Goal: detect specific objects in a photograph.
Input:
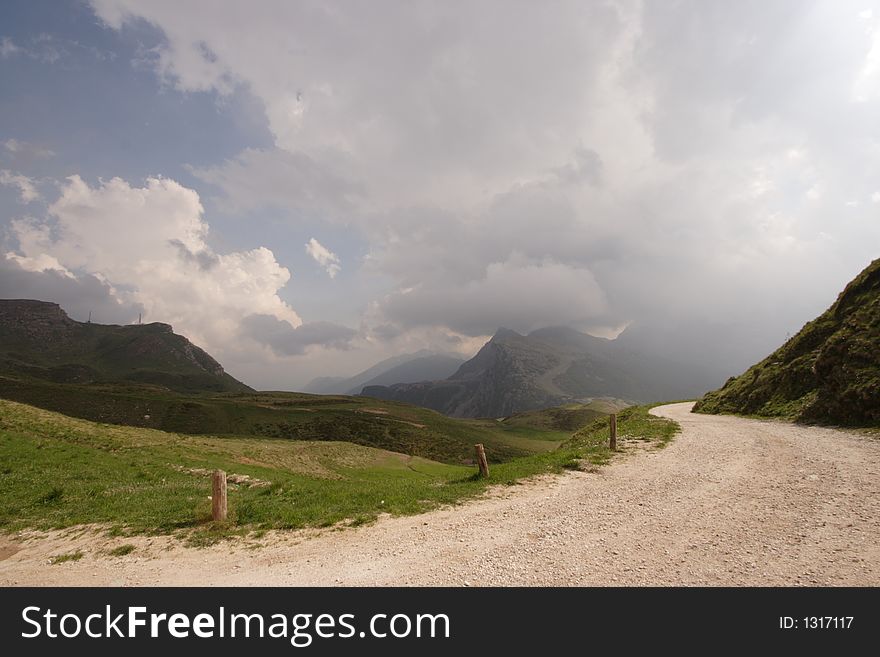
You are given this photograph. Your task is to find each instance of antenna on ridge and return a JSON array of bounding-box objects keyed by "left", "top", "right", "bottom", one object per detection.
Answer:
[
  {"left": 138, "top": 312, "right": 142, "bottom": 325},
  {"left": 88, "top": 310, "right": 91, "bottom": 324}
]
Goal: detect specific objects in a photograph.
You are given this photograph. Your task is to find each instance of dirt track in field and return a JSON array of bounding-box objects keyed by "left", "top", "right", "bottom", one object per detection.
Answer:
[{"left": 2, "top": 402, "right": 878, "bottom": 586}]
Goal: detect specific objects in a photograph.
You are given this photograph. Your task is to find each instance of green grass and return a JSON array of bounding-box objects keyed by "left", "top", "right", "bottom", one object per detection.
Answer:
[
  {"left": 495, "top": 400, "right": 624, "bottom": 431},
  {"left": 107, "top": 544, "right": 136, "bottom": 557},
  {"left": 461, "top": 400, "right": 629, "bottom": 453},
  {"left": 565, "top": 405, "right": 680, "bottom": 464},
  {"left": 0, "top": 376, "right": 597, "bottom": 464},
  {"left": 50, "top": 550, "right": 83, "bottom": 564},
  {"left": 0, "top": 398, "right": 677, "bottom": 543}
]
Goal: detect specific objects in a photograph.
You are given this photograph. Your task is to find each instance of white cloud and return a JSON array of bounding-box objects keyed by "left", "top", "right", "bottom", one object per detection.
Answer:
[
  {"left": 4, "top": 252, "right": 70, "bottom": 275},
  {"left": 0, "top": 33, "right": 112, "bottom": 67},
  {"left": 8, "top": 175, "right": 301, "bottom": 353},
  {"left": 305, "top": 237, "right": 341, "bottom": 278},
  {"left": 89, "top": 0, "right": 622, "bottom": 211},
  {"left": 0, "top": 256, "right": 140, "bottom": 324},
  {"left": 854, "top": 10, "right": 880, "bottom": 101},
  {"left": 4, "top": 138, "right": 55, "bottom": 159},
  {"left": 0, "top": 37, "right": 20, "bottom": 58},
  {"left": 872, "top": 191, "right": 880, "bottom": 202},
  {"left": 0, "top": 170, "right": 39, "bottom": 203},
  {"left": 77, "top": 2, "right": 880, "bottom": 386}
]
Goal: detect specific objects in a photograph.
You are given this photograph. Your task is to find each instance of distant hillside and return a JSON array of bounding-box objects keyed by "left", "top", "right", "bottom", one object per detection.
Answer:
[
  {"left": 501, "top": 399, "right": 629, "bottom": 432},
  {"left": 0, "top": 375, "right": 591, "bottom": 464},
  {"left": 695, "top": 258, "right": 880, "bottom": 426},
  {"left": 363, "top": 326, "right": 709, "bottom": 417},
  {"left": 0, "top": 299, "right": 250, "bottom": 393},
  {"left": 302, "top": 375, "right": 348, "bottom": 394},
  {"left": 348, "top": 354, "right": 464, "bottom": 394},
  {"left": 303, "top": 350, "right": 463, "bottom": 395}
]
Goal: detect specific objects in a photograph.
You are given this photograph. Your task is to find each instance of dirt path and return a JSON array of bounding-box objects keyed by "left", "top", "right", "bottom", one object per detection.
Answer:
[{"left": 2, "top": 402, "right": 878, "bottom": 586}]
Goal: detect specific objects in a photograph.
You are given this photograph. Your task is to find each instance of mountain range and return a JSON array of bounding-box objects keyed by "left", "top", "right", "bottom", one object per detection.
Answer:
[
  {"left": 0, "top": 298, "right": 723, "bottom": 421},
  {"left": 303, "top": 350, "right": 464, "bottom": 395},
  {"left": 0, "top": 299, "right": 606, "bottom": 464},
  {"left": 0, "top": 299, "right": 250, "bottom": 393},
  {"left": 695, "top": 257, "right": 880, "bottom": 426},
  {"left": 363, "top": 325, "right": 717, "bottom": 417}
]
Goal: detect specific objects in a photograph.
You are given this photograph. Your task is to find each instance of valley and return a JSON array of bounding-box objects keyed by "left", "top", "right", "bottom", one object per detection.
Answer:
[{"left": 0, "top": 376, "right": 622, "bottom": 464}]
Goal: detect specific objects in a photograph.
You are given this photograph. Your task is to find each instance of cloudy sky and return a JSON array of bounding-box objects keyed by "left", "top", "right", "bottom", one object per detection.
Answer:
[{"left": 1, "top": 0, "right": 879, "bottom": 389}]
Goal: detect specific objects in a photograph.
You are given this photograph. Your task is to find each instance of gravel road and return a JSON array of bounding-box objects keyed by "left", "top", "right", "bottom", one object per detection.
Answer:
[{"left": 2, "top": 402, "right": 878, "bottom": 586}]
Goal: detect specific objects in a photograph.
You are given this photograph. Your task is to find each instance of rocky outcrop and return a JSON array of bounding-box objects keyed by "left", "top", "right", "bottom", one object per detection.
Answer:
[
  {"left": 0, "top": 299, "right": 250, "bottom": 393},
  {"left": 364, "top": 325, "right": 707, "bottom": 418}
]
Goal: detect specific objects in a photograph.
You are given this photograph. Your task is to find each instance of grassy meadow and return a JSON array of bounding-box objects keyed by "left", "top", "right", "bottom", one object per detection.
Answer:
[
  {"left": 0, "top": 376, "right": 623, "bottom": 464},
  {"left": 0, "top": 398, "right": 677, "bottom": 544}
]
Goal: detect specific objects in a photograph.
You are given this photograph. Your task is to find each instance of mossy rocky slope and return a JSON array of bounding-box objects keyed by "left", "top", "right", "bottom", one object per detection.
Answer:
[{"left": 695, "top": 258, "right": 880, "bottom": 426}]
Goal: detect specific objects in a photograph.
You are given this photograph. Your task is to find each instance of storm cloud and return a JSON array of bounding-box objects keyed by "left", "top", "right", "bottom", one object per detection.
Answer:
[
  {"left": 1, "top": 1, "right": 878, "bottom": 388},
  {"left": 242, "top": 314, "right": 357, "bottom": 356}
]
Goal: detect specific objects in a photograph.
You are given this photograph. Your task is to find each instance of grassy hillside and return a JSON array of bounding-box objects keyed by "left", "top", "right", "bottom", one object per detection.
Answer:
[
  {"left": 0, "top": 399, "right": 677, "bottom": 542},
  {"left": 0, "top": 375, "right": 600, "bottom": 464},
  {"left": 0, "top": 299, "right": 250, "bottom": 393},
  {"left": 567, "top": 405, "right": 680, "bottom": 454},
  {"left": 0, "top": 398, "right": 470, "bottom": 539},
  {"left": 694, "top": 258, "right": 880, "bottom": 426},
  {"left": 502, "top": 399, "right": 628, "bottom": 430}
]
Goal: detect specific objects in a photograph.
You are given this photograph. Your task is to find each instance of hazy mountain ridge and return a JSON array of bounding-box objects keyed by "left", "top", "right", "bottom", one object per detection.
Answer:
[
  {"left": 303, "top": 350, "right": 464, "bottom": 395},
  {"left": 350, "top": 354, "right": 465, "bottom": 394},
  {"left": 302, "top": 376, "right": 348, "bottom": 394},
  {"left": 695, "top": 258, "right": 880, "bottom": 425},
  {"left": 364, "top": 325, "right": 714, "bottom": 417},
  {"left": 0, "top": 299, "right": 251, "bottom": 393}
]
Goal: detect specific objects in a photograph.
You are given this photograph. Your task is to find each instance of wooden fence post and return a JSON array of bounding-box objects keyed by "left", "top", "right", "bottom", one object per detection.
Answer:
[
  {"left": 212, "top": 470, "right": 227, "bottom": 522},
  {"left": 609, "top": 414, "right": 617, "bottom": 451},
  {"left": 474, "top": 444, "right": 489, "bottom": 478}
]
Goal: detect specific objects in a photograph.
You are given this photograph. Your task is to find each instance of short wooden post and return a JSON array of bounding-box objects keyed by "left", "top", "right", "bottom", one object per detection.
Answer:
[
  {"left": 212, "top": 470, "right": 227, "bottom": 522},
  {"left": 609, "top": 414, "right": 617, "bottom": 451},
  {"left": 474, "top": 444, "right": 489, "bottom": 478}
]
